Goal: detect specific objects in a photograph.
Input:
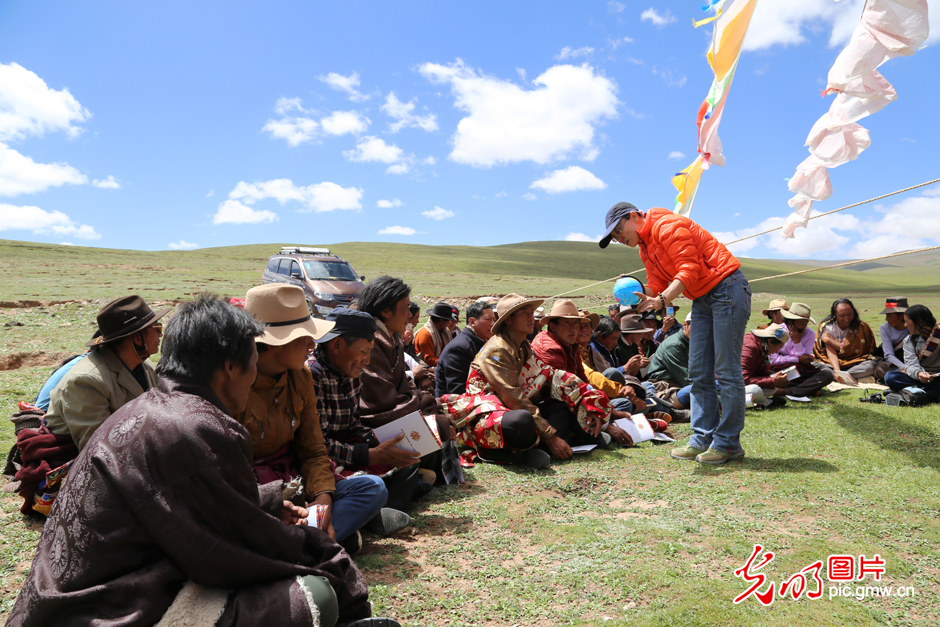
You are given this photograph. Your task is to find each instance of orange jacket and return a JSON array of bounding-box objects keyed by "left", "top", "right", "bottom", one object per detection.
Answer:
[{"left": 637, "top": 208, "right": 741, "bottom": 300}]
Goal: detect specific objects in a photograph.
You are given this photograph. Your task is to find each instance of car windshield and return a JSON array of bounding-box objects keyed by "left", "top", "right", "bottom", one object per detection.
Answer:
[{"left": 303, "top": 260, "right": 358, "bottom": 281}]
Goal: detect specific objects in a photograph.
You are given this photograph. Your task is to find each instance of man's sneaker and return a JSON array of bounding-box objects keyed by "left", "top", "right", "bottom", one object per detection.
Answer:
[
  {"left": 365, "top": 508, "right": 411, "bottom": 537},
  {"left": 512, "top": 448, "right": 551, "bottom": 469},
  {"left": 695, "top": 448, "right": 745, "bottom": 465},
  {"left": 338, "top": 530, "right": 362, "bottom": 555},
  {"left": 671, "top": 408, "right": 691, "bottom": 423},
  {"left": 670, "top": 444, "right": 707, "bottom": 461}
]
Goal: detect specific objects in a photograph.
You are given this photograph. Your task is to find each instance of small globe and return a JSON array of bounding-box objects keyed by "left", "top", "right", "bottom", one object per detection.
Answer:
[{"left": 613, "top": 277, "right": 643, "bottom": 307}]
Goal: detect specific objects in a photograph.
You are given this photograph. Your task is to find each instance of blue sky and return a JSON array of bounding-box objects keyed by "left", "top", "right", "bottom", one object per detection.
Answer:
[{"left": 1, "top": 0, "right": 937, "bottom": 260}]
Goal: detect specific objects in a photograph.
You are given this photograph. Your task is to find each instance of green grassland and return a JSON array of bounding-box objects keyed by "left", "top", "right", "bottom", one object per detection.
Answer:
[{"left": 2, "top": 240, "right": 940, "bottom": 625}]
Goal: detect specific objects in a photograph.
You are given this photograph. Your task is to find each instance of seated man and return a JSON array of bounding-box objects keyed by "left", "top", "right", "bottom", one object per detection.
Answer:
[
  {"left": 435, "top": 301, "right": 496, "bottom": 397},
  {"left": 589, "top": 316, "right": 623, "bottom": 372},
  {"left": 875, "top": 297, "right": 910, "bottom": 380},
  {"left": 614, "top": 314, "right": 653, "bottom": 377},
  {"left": 770, "top": 302, "right": 826, "bottom": 382},
  {"left": 402, "top": 301, "right": 421, "bottom": 360},
  {"left": 744, "top": 324, "right": 833, "bottom": 399},
  {"left": 44, "top": 295, "right": 169, "bottom": 450},
  {"left": 7, "top": 294, "right": 394, "bottom": 627},
  {"left": 442, "top": 295, "right": 612, "bottom": 465},
  {"left": 413, "top": 301, "right": 455, "bottom": 367},
  {"left": 310, "top": 307, "right": 417, "bottom": 528},
  {"left": 651, "top": 306, "right": 681, "bottom": 345},
  {"left": 885, "top": 304, "right": 940, "bottom": 402},
  {"left": 813, "top": 298, "right": 877, "bottom": 380},
  {"left": 233, "top": 285, "right": 388, "bottom": 552},
  {"left": 647, "top": 312, "right": 692, "bottom": 408}
]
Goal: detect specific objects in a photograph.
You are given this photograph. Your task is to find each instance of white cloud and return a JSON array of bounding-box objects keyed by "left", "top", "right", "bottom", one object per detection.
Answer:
[
  {"left": 565, "top": 232, "right": 603, "bottom": 243},
  {"left": 319, "top": 71, "right": 369, "bottom": 102},
  {"left": 0, "top": 62, "right": 90, "bottom": 141},
  {"left": 59, "top": 242, "right": 73, "bottom": 246},
  {"left": 92, "top": 175, "right": 120, "bottom": 189},
  {"left": 652, "top": 66, "right": 687, "bottom": 88},
  {"left": 213, "top": 199, "right": 279, "bottom": 225},
  {"left": 668, "top": 151, "right": 686, "bottom": 160},
  {"left": 495, "top": 191, "right": 508, "bottom": 198},
  {"left": 610, "top": 37, "right": 635, "bottom": 50},
  {"left": 422, "top": 206, "right": 455, "bottom": 220},
  {"left": 0, "top": 203, "right": 100, "bottom": 239},
  {"left": 274, "top": 97, "right": 308, "bottom": 115},
  {"left": 377, "top": 198, "right": 403, "bottom": 208},
  {"left": 381, "top": 92, "right": 438, "bottom": 133},
  {"left": 343, "top": 136, "right": 404, "bottom": 164},
  {"left": 556, "top": 46, "right": 594, "bottom": 60},
  {"left": 422, "top": 156, "right": 437, "bottom": 165},
  {"left": 640, "top": 8, "right": 677, "bottom": 27},
  {"left": 263, "top": 116, "right": 320, "bottom": 146},
  {"left": 608, "top": 1, "right": 625, "bottom": 13},
  {"left": 419, "top": 59, "right": 618, "bottom": 167},
  {"left": 386, "top": 163, "right": 411, "bottom": 175},
  {"left": 206, "top": 189, "right": 215, "bottom": 197},
  {"left": 0, "top": 143, "right": 87, "bottom": 196},
  {"left": 320, "top": 110, "right": 370, "bottom": 136},
  {"left": 522, "top": 192, "right": 537, "bottom": 201},
  {"left": 847, "top": 191, "right": 940, "bottom": 257},
  {"left": 530, "top": 166, "right": 606, "bottom": 194},
  {"left": 228, "top": 178, "right": 363, "bottom": 213},
  {"left": 168, "top": 240, "right": 198, "bottom": 250},
  {"left": 715, "top": 210, "right": 862, "bottom": 258},
  {"left": 378, "top": 225, "right": 415, "bottom": 235}
]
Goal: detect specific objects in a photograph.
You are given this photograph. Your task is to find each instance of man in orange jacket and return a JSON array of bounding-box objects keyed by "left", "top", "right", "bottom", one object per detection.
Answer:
[{"left": 599, "top": 202, "right": 752, "bottom": 464}]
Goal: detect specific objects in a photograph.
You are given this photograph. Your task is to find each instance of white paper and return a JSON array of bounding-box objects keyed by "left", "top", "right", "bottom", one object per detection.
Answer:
[
  {"left": 372, "top": 411, "right": 442, "bottom": 457},
  {"left": 779, "top": 366, "right": 800, "bottom": 381},
  {"left": 786, "top": 395, "right": 812, "bottom": 402},
  {"left": 614, "top": 415, "right": 655, "bottom": 444},
  {"left": 653, "top": 432, "right": 676, "bottom": 442},
  {"left": 832, "top": 370, "right": 858, "bottom": 386},
  {"left": 570, "top": 444, "right": 597, "bottom": 454}
]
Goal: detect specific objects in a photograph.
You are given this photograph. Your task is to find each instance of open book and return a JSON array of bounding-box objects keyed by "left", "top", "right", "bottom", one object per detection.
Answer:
[
  {"left": 372, "top": 411, "right": 443, "bottom": 457},
  {"left": 613, "top": 415, "right": 675, "bottom": 444},
  {"left": 831, "top": 370, "right": 858, "bottom": 386}
]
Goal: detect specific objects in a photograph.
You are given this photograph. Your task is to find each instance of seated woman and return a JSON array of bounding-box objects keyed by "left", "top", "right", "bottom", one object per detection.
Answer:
[
  {"left": 770, "top": 302, "right": 833, "bottom": 390},
  {"left": 885, "top": 304, "right": 940, "bottom": 403},
  {"left": 744, "top": 324, "right": 834, "bottom": 399},
  {"left": 813, "top": 298, "right": 877, "bottom": 380},
  {"left": 441, "top": 294, "right": 613, "bottom": 467}
]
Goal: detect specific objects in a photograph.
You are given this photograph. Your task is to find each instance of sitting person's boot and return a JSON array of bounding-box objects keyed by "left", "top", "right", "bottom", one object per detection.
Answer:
[
  {"left": 511, "top": 448, "right": 551, "bottom": 469},
  {"left": 412, "top": 478, "right": 434, "bottom": 501},
  {"left": 338, "top": 530, "right": 362, "bottom": 556},
  {"left": 365, "top": 508, "right": 411, "bottom": 536}
]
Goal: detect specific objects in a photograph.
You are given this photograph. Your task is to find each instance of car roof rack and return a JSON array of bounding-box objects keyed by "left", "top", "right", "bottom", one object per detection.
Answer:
[{"left": 279, "top": 246, "right": 331, "bottom": 255}]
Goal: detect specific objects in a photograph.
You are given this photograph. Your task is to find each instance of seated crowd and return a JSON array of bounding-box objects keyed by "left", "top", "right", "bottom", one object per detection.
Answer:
[{"left": 5, "top": 283, "right": 939, "bottom": 626}]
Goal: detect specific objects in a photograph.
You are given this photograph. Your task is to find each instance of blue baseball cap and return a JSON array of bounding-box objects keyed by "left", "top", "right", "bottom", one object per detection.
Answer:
[{"left": 598, "top": 201, "right": 640, "bottom": 249}]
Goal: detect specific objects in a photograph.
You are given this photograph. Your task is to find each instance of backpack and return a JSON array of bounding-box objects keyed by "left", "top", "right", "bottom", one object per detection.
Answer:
[{"left": 885, "top": 387, "right": 929, "bottom": 407}]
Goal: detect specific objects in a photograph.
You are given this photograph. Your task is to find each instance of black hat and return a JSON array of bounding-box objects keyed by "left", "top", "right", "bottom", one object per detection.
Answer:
[
  {"left": 86, "top": 295, "right": 171, "bottom": 347},
  {"left": 880, "top": 297, "right": 909, "bottom": 315},
  {"left": 316, "top": 307, "right": 378, "bottom": 343},
  {"left": 639, "top": 309, "right": 659, "bottom": 321},
  {"left": 428, "top": 302, "right": 455, "bottom": 320},
  {"left": 599, "top": 202, "right": 640, "bottom": 249}
]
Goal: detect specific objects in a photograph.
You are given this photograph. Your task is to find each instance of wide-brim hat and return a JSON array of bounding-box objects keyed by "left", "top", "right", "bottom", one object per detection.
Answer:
[
  {"left": 533, "top": 305, "right": 546, "bottom": 320},
  {"left": 578, "top": 309, "right": 600, "bottom": 329},
  {"left": 880, "top": 297, "right": 909, "bottom": 315},
  {"left": 427, "top": 301, "right": 455, "bottom": 320},
  {"left": 620, "top": 314, "right": 647, "bottom": 334},
  {"left": 753, "top": 323, "right": 789, "bottom": 343},
  {"left": 599, "top": 201, "right": 640, "bottom": 249},
  {"left": 761, "top": 299, "right": 788, "bottom": 316},
  {"left": 86, "top": 295, "right": 171, "bottom": 347},
  {"left": 542, "top": 299, "right": 583, "bottom": 324},
  {"left": 492, "top": 294, "right": 544, "bottom": 334},
  {"left": 781, "top": 302, "right": 816, "bottom": 325},
  {"left": 246, "top": 284, "right": 335, "bottom": 346}
]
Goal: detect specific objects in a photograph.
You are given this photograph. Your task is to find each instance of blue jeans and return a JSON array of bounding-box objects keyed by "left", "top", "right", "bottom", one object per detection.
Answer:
[
  {"left": 688, "top": 269, "right": 751, "bottom": 453},
  {"left": 884, "top": 371, "right": 940, "bottom": 402},
  {"left": 331, "top": 474, "right": 388, "bottom": 542}
]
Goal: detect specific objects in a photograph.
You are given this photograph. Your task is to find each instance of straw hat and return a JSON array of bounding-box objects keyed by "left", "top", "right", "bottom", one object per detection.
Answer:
[
  {"left": 880, "top": 297, "right": 908, "bottom": 315},
  {"left": 619, "top": 314, "right": 647, "bottom": 334},
  {"left": 246, "top": 284, "right": 335, "bottom": 346},
  {"left": 752, "top": 323, "right": 789, "bottom": 343},
  {"left": 86, "top": 295, "right": 171, "bottom": 347},
  {"left": 492, "top": 294, "right": 544, "bottom": 333},
  {"left": 761, "top": 299, "right": 788, "bottom": 316},
  {"left": 541, "top": 299, "right": 582, "bottom": 325},
  {"left": 781, "top": 302, "right": 816, "bottom": 325},
  {"left": 578, "top": 309, "right": 600, "bottom": 329}
]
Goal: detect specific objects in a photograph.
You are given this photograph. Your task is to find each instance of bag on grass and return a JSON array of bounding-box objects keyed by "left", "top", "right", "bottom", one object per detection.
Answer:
[{"left": 885, "top": 387, "right": 928, "bottom": 407}]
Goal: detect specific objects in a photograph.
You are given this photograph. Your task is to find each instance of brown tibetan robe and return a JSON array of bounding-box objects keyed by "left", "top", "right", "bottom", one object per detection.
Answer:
[{"left": 5, "top": 376, "right": 369, "bottom": 627}]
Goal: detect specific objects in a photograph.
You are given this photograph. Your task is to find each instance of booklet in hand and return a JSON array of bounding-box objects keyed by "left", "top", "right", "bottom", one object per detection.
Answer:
[
  {"left": 832, "top": 370, "right": 859, "bottom": 386},
  {"left": 372, "top": 411, "right": 443, "bottom": 457},
  {"left": 613, "top": 414, "right": 656, "bottom": 444}
]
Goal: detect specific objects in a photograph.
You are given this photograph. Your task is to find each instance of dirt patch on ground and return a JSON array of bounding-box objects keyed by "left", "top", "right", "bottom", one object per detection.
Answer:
[
  {"left": 0, "top": 351, "right": 73, "bottom": 371},
  {"left": 0, "top": 300, "right": 86, "bottom": 309}
]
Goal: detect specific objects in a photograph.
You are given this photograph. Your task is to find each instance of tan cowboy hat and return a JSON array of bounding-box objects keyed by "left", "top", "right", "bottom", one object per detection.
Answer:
[
  {"left": 541, "top": 299, "right": 582, "bottom": 325},
  {"left": 620, "top": 314, "right": 647, "bottom": 334},
  {"left": 752, "top": 323, "right": 789, "bottom": 343},
  {"left": 246, "top": 284, "right": 335, "bottom": 346},
  {"left": 578, "top": 309, "right": 600, "bottom": 329},
  {"left": 492, "top": 293, "right": 544, "bottom": 333},
  {"left": 533, "top": 305, "right": 546, "bottom": 320},
  {"left": 86, "top": 295, "right": 171, "bottom": 347},
  {"left": 761, "top": 299, "right": 788, "bottom": 316},
  {"left": 781, "top": 302, "right": 816, "bottom": 325}
]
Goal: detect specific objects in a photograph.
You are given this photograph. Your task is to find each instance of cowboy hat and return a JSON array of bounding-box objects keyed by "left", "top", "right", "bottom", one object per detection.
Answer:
[
  {"left": 492, "top": 294, "right": 544, "bottom": 333},
  {"left": 761, "top": 299, "right": 788, "bottom": 316},
  {"left": 246, "top": 284, "right": 335, "bottom": 346},
  {"left": 427, "top": 302, "right": 456, "bottom": 320},
  {"left": 86, "top": 295, "right": 171, "bottom": 347},
  {"left": 578, "top": 309, "right": 600, "bottom": 329},
  {"left": 541, "top": 299, "right": 582, "bottom": 325},
  {"left": 620, "top": 314, "right": 647, "bottom": 334},
  {"left": 879, "top": 297, "right": 909, "bottom": 315},
  {"left": 752, "top": 323, "right": 789, "bottom": 343},
  {"left": 781, "top": 302, "right": 816, "bottom": 325}
]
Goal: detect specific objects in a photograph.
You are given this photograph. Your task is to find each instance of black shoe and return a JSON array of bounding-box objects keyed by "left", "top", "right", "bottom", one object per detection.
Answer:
[
  {"left": 338, "top": 530, "right": 362, "bottom": 556},
  {"left": 339, "top": 618, "right": 402, "bottom": 627},
  {"left": 365, "top": 508, "right": 411, "bottom": 536},
  {"left": 512, "top": 448, "right": 551, "bottom": 469},
  {"left": 412, "top": 479, "right": 434, "bottom": 501}
]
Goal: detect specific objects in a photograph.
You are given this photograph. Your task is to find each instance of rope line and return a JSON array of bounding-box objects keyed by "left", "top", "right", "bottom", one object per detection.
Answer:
[{"left": 747, "top": 244, "right": 940, "bottom": 283}]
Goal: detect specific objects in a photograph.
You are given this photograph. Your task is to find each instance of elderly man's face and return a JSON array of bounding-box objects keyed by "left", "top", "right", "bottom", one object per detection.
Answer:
[
  {"left": 598, "top": 329, "right": 620, "bottom": 351},
  {"left": 328, "top": 336, "right": 374, "bottom": 378},
  {"left": 551, "top": 318, "right": 580, "bottom": 345},
  {"left": 835, "top": 303, "right": 855, "bottom": 330},
  {"left": 470, "top": 307, "right": 496, "bottom": 341}
]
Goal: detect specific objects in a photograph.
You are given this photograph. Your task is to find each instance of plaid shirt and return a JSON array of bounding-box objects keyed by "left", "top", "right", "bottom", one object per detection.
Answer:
[{"left": 308, "top": 348, "right": 374, "bottom": 468}]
